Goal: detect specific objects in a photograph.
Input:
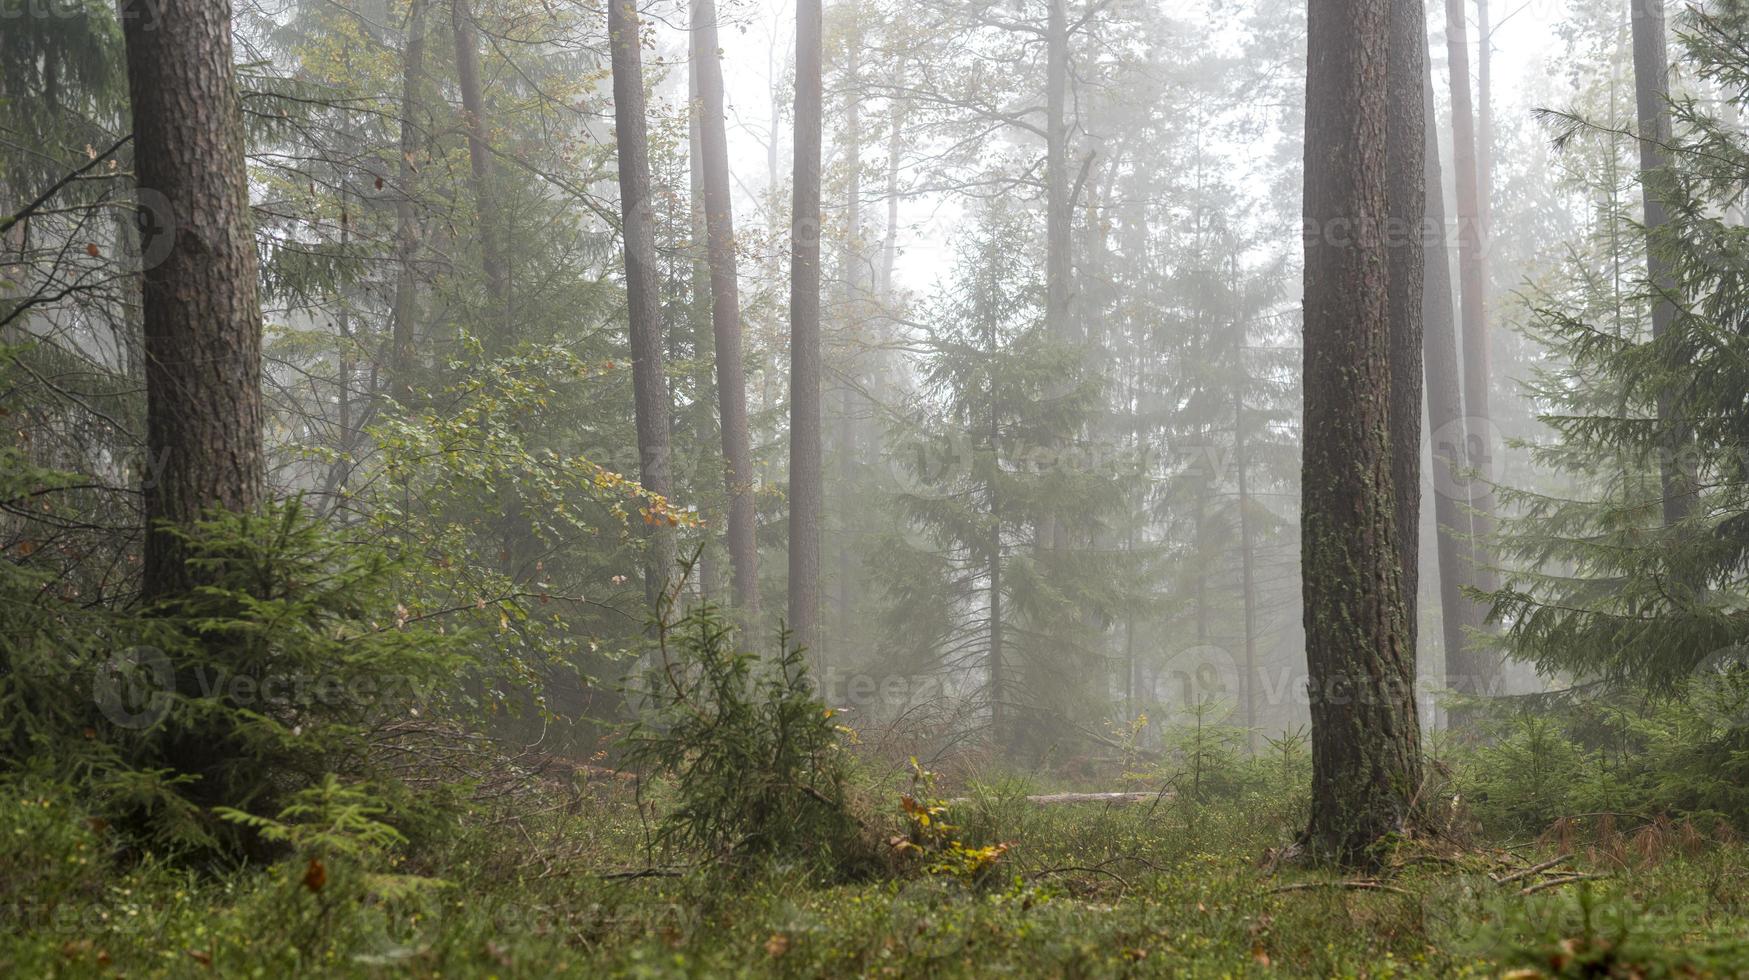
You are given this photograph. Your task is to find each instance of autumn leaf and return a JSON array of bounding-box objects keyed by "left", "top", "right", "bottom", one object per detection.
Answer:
[{"left": 302, "top": 856, "right": 327, "bottom": 893}]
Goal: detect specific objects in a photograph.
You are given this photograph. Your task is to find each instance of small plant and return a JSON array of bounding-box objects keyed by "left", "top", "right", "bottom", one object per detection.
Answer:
[
  {"left": 625, "top": 584, "right": 865, "bottom": 872},
  {"left": 890, "top": 758, "right": 1013, "bottom": 884}
]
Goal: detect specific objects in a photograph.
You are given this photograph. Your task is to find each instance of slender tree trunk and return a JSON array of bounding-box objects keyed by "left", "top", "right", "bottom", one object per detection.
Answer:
[
  {"left": 1301, "top": 0, "right": 1423, "bottom": 867},
  {"left": 451, "top": 0, "right": 509, "bottom": 317},
  {"left": 879, "top": 94, "right": 902, "bottom": 302},
  {"left": 1045, "top": 0, "right": 1070, "bottom": 336},
  {"left": 1443, "top": 0, "right": 1503, "bottom": 648},
  {"left": 122, "top": 0, "right": 265, "bottom": 600},
  {"left": 835, "top": 36, "right": 865, "bottom": 657},
  {"left": 391, "top": 0, "right": 427, "bottom": 396},
  {"left": 693, "top": 0, "right": 759, "bottom": 620},
  {"left": 1476, "top": 0, "right": 1492, "bottom": 237},
  {"left": 789, "top": 0, "right": 825, "bottom": 656},
  {"left": 1421, "top": 61, "right": 1480, "bottom": 721},
  {"left": 1387, "top": 0, "right": 1426, "bottom": 658},
  {"left": 1630, "top": 0, "right": 1695, "bottom": 527},
  {"left": 1234, "top": 380, "right": 1259, "bottom": 753},
  {"left": 609, "top": 0, "right": 675, "bottom": 607}
]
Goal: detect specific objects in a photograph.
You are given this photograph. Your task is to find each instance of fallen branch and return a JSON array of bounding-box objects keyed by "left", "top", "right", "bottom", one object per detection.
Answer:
[
  {"left": 1492, "top": 853, "right": 1574, "bottom": 886},
  {"left": 1267, "top": 880, "right": 1412, "bottom": 897},
  {"left": 947, "top": 791, "right": 1168, "bottom": 807},
  {"left": 1520, "top": 873, "right": 1605, "bottom": 896}
]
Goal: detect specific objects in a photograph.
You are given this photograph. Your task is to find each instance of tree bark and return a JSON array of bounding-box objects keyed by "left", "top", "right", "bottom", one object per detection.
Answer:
[
  {"left": 1386, "top": 0, "right": 1425, "bottom": 659},
  {"left": 1421, "top": 61, "right": 1481, "bottom": 719},
  {"left": 789, "top": 0, "right": 825, "bottom": 656},
  {"left": 452, "top": 0, "right": 509, "bottom": 318},
  {"left": 1630, "top": 0, "right": 1695, "bottom": 527},
  {"left": 693, "top": 0, "right": 759, "bottom": 620},
  {"left": 1300, "top": 0, "right": 1423, "bottom": 867},
  {"left": 391, "top": 0, "right": 427, "bottom": 395},
  {"left": 609, "top": 0, "right": 675, "bottom": 607},
  {"left": 122, "top": 0, "right": 266, "bottom": 600}
]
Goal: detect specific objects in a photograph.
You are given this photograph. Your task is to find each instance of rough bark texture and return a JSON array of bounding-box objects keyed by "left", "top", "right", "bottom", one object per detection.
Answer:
[
  {"left": 452, "top": 0, "right": 509, "bottom": 316},
  {"left": 391, "top": 0, "right": 428, "bottom": 394},
  {"left": 789, "top": 0, "right": 825, "bottom": 655},
  {"left": 693, "top": 0, "right": 759, "bottom": 620},
  {"left": 1443, "top": 0, "right": 1503, "bottom": 690},
  {"left": 1301, "top": 0, "right": 1424, "bottom": 867},
  {"left": 1630, "top": 0, "right": 1695, "bottom": 527},
  {"left": 1386, "top": 0, "right": 1426, "bottom": 656},
  {"left": 609, "top": 0, "right": 675, "bottom": 605},
  {"left": 1421, "top": 61, "right": 1482, "bottom": 713},
  {"left": 123, "top": 0, "right": 266, "bottom": 600}
]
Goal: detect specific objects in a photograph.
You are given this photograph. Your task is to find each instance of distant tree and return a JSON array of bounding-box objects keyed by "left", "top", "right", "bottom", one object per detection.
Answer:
[
  {"left": 694, "top": 0, "right": 759, "bottom": 621},
  {"left": 1629, "top": 0, "right": 1696, "bottom": 526},
  {"left": 790, "top": 0, "right": 825, "bottom": 656},
  {"left": 1442, "top": 0, "right": 1503, "bottom": 703},
  {"left": 121, "top": 0, "right": 266, "bottom": 599},
  {"left": 609, "top": 0, "right": 676, "bottom": 607},
  {"left": 1300, "top": 0, "right": 1423, "bottom": 866}
]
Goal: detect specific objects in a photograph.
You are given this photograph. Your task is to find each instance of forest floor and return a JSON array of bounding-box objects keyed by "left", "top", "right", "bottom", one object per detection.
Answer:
[{"left": 7, "top": 772, "right": 1749, "bottom": 978}]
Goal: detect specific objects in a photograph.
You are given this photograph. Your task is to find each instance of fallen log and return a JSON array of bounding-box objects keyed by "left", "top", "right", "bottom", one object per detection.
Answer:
[{"left": 947, "top": 791, "right": 1167, "bottom": 806}]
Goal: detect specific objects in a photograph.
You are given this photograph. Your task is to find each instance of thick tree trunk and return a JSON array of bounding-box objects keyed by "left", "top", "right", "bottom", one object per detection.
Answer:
[
  {"left": 451, "top": 0, "right": 509, "bottom": 318},
  {"left": 1421, "top": 62, "right": 1481, "bottom": 718},
  {"left": 609, "top": 0, "right": 675, "bottom": 607},
  {"left": 1386, "top": 0, "right": 1426, "bottom": 658},
  {"left": 122, "top": 0, "right": 266, "bottom": 600},
  {"left": 1300, "top": 0, "right": 1423, "bottom": 867},
  {"left": 835, "top": 37, "right": 865, "bottom": 658},
  {"left": 391, "top": 0, "right": 427, "bottom": 395},
  {"left": 1630, "top": 0, "right": 1695, "bottom": 527},
  {"left": 789, "top": 0, "right": 825, "bottom": 656},
  {"left": 693, "top": 0, "right": 759, "bottom": 620},
  {"left": 1443, "top": 0, "right": 1503, "bottom": 655}
]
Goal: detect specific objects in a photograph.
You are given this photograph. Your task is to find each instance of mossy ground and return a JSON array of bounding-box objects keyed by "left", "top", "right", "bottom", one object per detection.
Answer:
[{"left": 7, "top": 774, "right": 1748, "bottom": 978}]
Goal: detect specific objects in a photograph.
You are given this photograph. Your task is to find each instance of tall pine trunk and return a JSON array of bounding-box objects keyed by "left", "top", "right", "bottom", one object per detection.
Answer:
[
  {"left": 1630, "top": 0, "right": 1695, "bottom": 527},
  {"left": 1301, "top": 0, "right": 1423, "bottom": 867},
  {"left": 451, "top": 0, "right": 509, "bottom": 317},
  {"left": 122, "top": 0, "right": 266, "bottom": 600},
  {"left": 1386, "top": 0, "right": 1426, "bottom": 657},
  {"left": 693, "top": 0, "right": 759, "bottom": 620},
  {"left": 1421, "top": 61, "right": 1480, "bottom": 720},
  {"left": 1443, "top": 0, "right": 1503, "bottom": 700},
  {"left": 788, "top": 0, "right": 825, "bottom": 655},
  {"left": 609, "top": 0, "right": 675, "bottom": 606},
  {"left": 391, "top": 0, "right": 427, "bottom": 396}
]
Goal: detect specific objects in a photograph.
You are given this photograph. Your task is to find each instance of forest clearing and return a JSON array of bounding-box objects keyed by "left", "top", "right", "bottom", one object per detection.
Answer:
[{"left": 8, "top": 0, "right": 1749, "bottom": 975}]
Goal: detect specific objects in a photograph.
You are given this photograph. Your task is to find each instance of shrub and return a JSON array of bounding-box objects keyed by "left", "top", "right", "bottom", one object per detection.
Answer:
[
  {"left": 1, "top": 497, "right": 470, "bottom": 858},
  {"left": 624, "top": 595, "right": 870, "bottom": 873}
]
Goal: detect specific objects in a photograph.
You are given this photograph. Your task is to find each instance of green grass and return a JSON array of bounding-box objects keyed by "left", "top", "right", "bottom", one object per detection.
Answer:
[{"left": 7, "top": 775, "right": 1749, "bottom": 978}]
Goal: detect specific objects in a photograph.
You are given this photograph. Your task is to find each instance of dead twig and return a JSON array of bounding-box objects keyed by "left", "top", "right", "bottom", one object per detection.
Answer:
[
  {"left": 1492, "top": 853, "right": 1574, "bottom": 885},
  {"left": 1520, "top": 873, "right": 1605, "bottom": 896}
]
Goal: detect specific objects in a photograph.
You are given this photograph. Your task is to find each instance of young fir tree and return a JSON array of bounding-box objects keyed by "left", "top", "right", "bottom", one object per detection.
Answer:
[{"left": 1490, "top": 0, "right": 1749, "bottom": 691}]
